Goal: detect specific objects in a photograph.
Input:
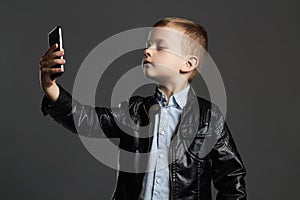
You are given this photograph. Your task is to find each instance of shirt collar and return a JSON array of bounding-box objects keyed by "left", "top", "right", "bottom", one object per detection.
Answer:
[{"left": 154, "top": 84, "right": 190, "bottom": 109}]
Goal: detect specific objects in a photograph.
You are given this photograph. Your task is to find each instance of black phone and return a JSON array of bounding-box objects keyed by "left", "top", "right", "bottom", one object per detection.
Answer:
[{"left": 48, "top": 26, "right": 64, "bottom": 80}]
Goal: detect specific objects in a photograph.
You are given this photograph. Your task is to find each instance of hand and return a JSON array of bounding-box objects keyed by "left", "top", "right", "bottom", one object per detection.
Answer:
[
  {"left": 39, "top": 43, "right": 66, "bottom": 90},
  {"left": 39, "top": 43, "right": 66, "bottom": 103}
]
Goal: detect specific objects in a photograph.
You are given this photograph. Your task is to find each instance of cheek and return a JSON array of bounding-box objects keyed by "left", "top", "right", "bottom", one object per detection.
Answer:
[
  {"left": 157, "top": 53, "right": 180, "bottom": 65},
  {"left": 163, "top": 56, "right": 184, "bottom": 70}
]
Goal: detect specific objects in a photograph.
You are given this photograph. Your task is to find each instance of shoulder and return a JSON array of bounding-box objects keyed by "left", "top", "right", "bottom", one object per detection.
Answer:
[
  {"left": 195, "top": 96, "right": 225, "bottom": 130},
  {"left": 128, "top": 95, "right": 152, "bottom": 106},
  {"left": 128, "top": 95, "right": 155, "bottom": 115},
  {"left": 196, "top": 96, "right": 212, "bottom": 109},
  {"left": 196, "top": 96, "right": 223, "bottom": 114},
  {"left": 115, "top": 95, "right": 150, "bottom": 108},
  {"left": 115, "top": 95, "right": 154, "bottom": 115},
  {"left": 112, "top": 95, "right": 154, "bottom": 127}
]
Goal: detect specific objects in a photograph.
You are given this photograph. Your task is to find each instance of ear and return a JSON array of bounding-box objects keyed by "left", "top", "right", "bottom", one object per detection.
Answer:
[{"left": 180, "top": 55, "right": 199, "bottom": 73}]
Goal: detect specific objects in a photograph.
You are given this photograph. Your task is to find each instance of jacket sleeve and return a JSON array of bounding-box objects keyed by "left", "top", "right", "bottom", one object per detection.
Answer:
[
  {"left": 41, "top": 84, "right": 125, "bottom": 138},
  {"left": 211, "top": 107, "right": 247, "bottom": 200}
]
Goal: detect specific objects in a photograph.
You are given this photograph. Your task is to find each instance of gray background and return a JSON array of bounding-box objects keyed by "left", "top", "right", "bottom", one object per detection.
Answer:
[{"left": 0, "top": 0, "right": 299, "bottom": 199}]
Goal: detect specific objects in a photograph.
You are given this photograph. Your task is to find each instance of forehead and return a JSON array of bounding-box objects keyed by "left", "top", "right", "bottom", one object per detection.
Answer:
[{"left": 147, "top": 27, "right": 186, "bottom": 43}]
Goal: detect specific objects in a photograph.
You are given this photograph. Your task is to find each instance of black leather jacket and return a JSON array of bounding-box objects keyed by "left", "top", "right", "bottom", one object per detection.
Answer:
[{"left": 41, "top": 84, "right": 247, "bottom": 200}]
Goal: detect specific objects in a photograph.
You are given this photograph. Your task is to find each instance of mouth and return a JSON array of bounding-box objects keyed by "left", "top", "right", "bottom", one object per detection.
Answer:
[{"left": 143, "top": 60, "right": 153, "bottom": 67}]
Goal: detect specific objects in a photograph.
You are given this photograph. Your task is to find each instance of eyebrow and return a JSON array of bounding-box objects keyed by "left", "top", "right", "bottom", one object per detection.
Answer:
[{"left": 146, "top": 39, "right": 168, "bottom": 44}]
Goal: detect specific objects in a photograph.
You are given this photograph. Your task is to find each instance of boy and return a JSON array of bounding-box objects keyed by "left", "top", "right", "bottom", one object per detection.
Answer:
[{"left": 39, "top": 17, "right": 246, "bottom": 200}]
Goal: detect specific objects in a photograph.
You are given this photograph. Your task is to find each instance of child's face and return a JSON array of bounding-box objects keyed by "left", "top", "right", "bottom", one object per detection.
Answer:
[{"left": 142, "top": 27, "right": 188, "bottom": 84}]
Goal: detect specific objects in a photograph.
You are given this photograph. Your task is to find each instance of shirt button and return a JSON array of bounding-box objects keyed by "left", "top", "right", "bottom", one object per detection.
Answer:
[
  {"left": 151, "top": 105, "right": 160, "bottom": 112},
  {"left": 160, "top": 130, "right": 165, "bottom": 135},
  {"left": 156, "top": 178, "right": 161, "bottom": 184},
  {"left": 159, "top": 153, "right": 164, "bottom": 159},
  {"left": 162, "top": 109, "right": 167, "bottom": 113}
]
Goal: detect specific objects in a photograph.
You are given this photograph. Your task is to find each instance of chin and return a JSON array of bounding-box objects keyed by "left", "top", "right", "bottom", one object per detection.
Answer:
[
  {"left": 143, "top": 70, "right": 158, "bottom": 81},
  {"left": 144, "top": 72, "right": 155, "bottom": 80}
]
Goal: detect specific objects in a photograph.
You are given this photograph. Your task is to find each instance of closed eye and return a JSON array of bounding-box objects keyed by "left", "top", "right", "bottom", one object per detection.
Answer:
[{"left": 157, "top": 46, "right": 167, "bottom": 50}]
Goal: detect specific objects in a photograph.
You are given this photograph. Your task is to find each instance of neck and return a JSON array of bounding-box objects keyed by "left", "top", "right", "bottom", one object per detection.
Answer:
[{"left": 157, "top": 81, "right": 189, "bottom": 102}]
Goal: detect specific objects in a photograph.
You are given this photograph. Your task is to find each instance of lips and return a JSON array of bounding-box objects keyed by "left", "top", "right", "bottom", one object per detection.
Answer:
[{"left": 143, "top": 60, "right": 153, "bottom": 67}]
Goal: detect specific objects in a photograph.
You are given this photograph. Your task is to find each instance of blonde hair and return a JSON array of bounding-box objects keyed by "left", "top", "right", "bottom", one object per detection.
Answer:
[{"left": 153, "top": 17, "right": 208, "bottom": 82}]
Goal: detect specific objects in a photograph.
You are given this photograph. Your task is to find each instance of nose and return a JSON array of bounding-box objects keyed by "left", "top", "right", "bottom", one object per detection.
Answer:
[{"left": 144, "top": 47, "right": 153, "bottom": 58}]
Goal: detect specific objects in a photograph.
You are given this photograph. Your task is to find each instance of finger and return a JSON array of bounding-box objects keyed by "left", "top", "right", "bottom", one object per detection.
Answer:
[
  {"left": 41, "top": 43, "right": 58, "bottom": 59},
  {"left": 49, "top": 58, "right": 66, "bottom": 67},
  {"left": 49, "top": 50, "right": 64, "bottom": 59},
  {"left": 41, "top": 58, "right": 66, "bottom": 69},
  {"left": 41, "top": 67, "right": 63, "bottom": 74}
]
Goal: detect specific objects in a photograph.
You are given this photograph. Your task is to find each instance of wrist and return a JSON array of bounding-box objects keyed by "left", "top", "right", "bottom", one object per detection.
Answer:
[{"left": 43, "top": 83, "right": 60, "bottom": 103}]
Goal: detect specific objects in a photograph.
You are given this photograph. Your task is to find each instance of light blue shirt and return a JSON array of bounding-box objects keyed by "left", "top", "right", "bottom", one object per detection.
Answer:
[{"left": 140, "top": 84, "right": 190, "bottom": 200}]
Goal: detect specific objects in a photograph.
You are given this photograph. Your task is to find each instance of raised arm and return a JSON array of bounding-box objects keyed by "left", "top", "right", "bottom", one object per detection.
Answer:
[{"left": 39, "top": 44, "right": 124, "bottom": 138}]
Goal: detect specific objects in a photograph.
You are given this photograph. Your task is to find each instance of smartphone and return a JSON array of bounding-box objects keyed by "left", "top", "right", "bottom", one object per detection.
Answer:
[{"left": 48, "top": 26, "right": 64, "bottom": 80}]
